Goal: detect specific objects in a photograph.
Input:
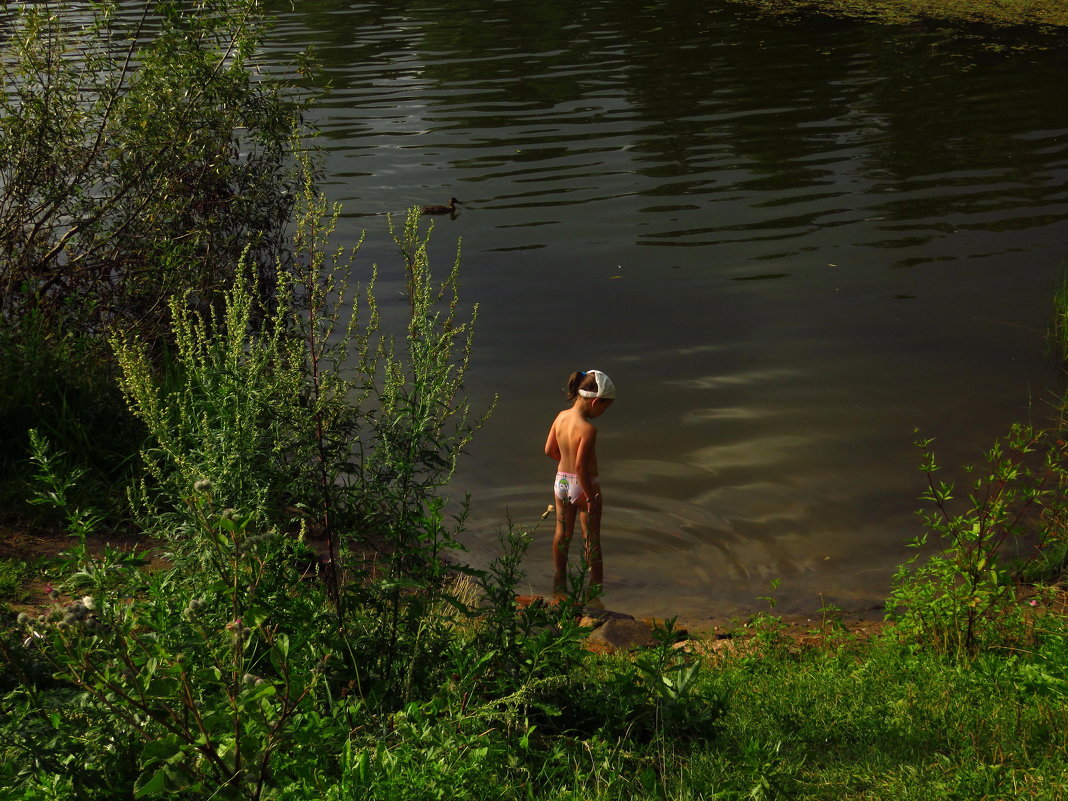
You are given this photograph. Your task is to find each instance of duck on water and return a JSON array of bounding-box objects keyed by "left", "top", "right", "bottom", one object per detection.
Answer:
[{"left": 421, "top": 197, "right": 460, "bottom": 215}]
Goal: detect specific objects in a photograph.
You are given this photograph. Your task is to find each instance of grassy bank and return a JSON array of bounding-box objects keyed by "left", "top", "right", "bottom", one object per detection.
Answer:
[
  {"left": 678, "top": 629, "right": 1068, "bottom": 801},
  {"left": 3, "top": 558, "right": 1066, "bottom": 800},
  {"left": 726, "top": 0, "right": 1068, "bottom": 30}
]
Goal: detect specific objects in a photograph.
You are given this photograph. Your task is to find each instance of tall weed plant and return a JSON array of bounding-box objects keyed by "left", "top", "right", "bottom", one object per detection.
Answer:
[
  {"left": 888, "top": 426, "right": 1063, "bottom": 655},
  {"left": 338, "top": 208, "right": 495, "bottom": 705},
  {"left": 110, "top": 163, "right": 494, "bottom": 703},
  {"left": 111, "top": 263, "right": 308, "bottom": 566},
  {"left": 8, "top": 440, "right": 330, "bottom": 800}
]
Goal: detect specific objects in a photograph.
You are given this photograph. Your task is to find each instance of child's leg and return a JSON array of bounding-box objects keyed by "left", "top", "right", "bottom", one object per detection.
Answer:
[
  {"left": 580, "top": 498, "right": 603, "bottom": 594},
  {"left": 552, "top": 497, "right": 577, "bottom": 595}
]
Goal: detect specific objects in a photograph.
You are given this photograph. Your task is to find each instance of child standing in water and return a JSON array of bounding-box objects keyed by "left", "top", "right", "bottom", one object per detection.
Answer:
[{"left": 544, "top": 369, "right": 615, "bottom": 597}]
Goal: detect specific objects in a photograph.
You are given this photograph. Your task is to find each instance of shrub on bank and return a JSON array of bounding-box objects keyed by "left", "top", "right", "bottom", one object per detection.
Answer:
[{"left": 0, "top": 0, "right": 312, "bottom": 520}]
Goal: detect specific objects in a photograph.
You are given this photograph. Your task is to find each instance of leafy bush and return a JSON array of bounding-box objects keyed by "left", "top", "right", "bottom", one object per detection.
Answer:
[
  {"left": 1, "top": 173, "right": 506, "bottom": 796},
  {"left": 0, "top": 314, "right": 141, "bottom": 521},
  {"left": 0, "top": 0, "right": 308, "bottom": 337},
  {"left": 0, "top": 0, "right": 314, "bottom": 517}
]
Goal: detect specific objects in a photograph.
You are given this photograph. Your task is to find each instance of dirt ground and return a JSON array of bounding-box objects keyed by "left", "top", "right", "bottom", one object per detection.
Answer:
[
  {"left": 1, "top": 523, "right": 885, "bottom": 640},
  {"left": 1, "top": 523, "right": 168, "bottom": 610},
  {"left": 4, "top": 524, "right": 1062, "bottom": 645}
]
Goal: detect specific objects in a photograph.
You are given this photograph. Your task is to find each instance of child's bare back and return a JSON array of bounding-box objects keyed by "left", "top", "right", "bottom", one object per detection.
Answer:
[{"left": 547, "top": 406, "right": 599, "bottom": 496}]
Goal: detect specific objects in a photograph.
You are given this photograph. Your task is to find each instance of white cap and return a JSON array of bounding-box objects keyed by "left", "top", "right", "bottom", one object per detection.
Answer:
[{"left": 578, "top": 369, "right": 616, "bottom": 399}]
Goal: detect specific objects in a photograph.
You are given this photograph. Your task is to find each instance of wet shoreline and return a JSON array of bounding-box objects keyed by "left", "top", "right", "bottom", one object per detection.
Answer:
[{"left": 724, "top": 0, "right": 1068, "bottom": 31}]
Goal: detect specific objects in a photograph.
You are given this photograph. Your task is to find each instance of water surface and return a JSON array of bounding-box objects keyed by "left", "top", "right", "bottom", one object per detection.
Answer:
[{"left": 269, "top": 1, "right": 1068, "bottom": 621}]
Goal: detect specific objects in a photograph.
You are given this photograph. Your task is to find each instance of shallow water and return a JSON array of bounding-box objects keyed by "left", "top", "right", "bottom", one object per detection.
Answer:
[{"left": 268, "top": 1, "right": 1068, "bottom": 621}]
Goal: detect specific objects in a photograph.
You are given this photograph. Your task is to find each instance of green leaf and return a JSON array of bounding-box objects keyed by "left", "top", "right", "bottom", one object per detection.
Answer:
[
  {"left": 357, "top": 748, "right": 371, "bottom": 784},
  {"left": 134, "top": 769, "right": 168, "bottom": 798},
  {"left": 142, "top": 734, "right": 183, "bottom": 764},
  {"left": 248, "top": 682, "right": 277, "bottom": 704},
  {"left": 373, "top": 577, "right": 425, "bottom": 594}
]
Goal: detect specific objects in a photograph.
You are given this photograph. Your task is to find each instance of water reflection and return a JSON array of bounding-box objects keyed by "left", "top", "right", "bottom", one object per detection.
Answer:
[{"left": 265, "top": 0, "right": 1068, "bottom": 621}]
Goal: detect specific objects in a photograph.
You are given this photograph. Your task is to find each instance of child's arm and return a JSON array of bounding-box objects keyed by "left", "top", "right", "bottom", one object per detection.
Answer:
[
  {"left": 544, "top": 423, "right": 561, "bottom": 462},
  {"left": 574, "top": 427, "right": 599, "bottom": 502}
]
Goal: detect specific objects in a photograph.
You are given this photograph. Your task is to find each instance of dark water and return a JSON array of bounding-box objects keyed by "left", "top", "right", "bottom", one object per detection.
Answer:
[{"left": 268, "top": 1, "right": 1068, "bottom": 622}]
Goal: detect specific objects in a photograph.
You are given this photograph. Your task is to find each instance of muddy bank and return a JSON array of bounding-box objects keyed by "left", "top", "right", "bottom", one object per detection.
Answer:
[{"left": 725, "top": 0, "right": 1068, "bottom": 30}]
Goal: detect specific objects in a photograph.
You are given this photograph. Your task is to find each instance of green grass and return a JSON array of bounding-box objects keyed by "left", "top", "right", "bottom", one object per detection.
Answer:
[
  {"left": 292, "top": 631, "right": 1065, "bottom": 800},
  {"left": 6, "top": 617, "right": 1065, "bottom": 800},
  {"left": 0, "top": 559, "right": 32, "bottom": 603},
  {"left": 255, "top": 626, "right": 1068, "bottom": 801},
  {"left": 679, "top": 634, "right": 1068, "bottom": 800}
]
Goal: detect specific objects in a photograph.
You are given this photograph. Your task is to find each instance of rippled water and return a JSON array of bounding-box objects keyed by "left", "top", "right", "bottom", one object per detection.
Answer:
[{"left": 268, "top": 1, "right": 1068, "bottom": 621}]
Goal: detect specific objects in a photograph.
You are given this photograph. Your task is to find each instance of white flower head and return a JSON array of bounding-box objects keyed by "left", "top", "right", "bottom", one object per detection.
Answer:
[{"left": 81, "top": 596, "right": 96, "bottom": 611}]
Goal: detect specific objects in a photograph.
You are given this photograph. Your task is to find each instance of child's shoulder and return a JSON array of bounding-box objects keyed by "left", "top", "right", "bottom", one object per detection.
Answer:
[{"left": 555, "top": 407, "right": 593, "bottom": 430}]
